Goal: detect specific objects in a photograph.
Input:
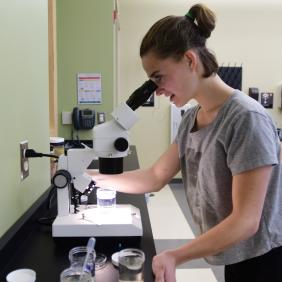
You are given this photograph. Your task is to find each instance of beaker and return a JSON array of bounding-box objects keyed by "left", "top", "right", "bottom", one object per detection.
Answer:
[
  {"left": 118, "top": 248, "right": 145, "bottom": 282},
  {"left": 68, "top": 246, "right": 96, "bottom": 281},
  {"left": 50, "top": 136, "right": 65, "bottom": 177},
  {"left": 96, "top": 188, "right": 116, "bottom": 208},
  {"left": 60, "top": 266, "right": 92, "bottom": 282}
]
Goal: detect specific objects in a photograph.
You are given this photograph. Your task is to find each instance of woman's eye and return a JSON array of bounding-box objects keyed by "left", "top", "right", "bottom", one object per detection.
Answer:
[{"left": 153, "top": 76, "right": 162, "bottom": 84}]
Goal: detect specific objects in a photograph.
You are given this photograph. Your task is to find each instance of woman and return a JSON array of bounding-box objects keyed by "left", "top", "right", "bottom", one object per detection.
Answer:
[{"left": 89, "top": 4, "right": 282, "bottom": 282}]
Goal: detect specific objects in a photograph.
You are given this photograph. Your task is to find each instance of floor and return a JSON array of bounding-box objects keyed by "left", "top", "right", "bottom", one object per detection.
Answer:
[{"left": 147, "top": 182, "right": 224, "bottom": 282}]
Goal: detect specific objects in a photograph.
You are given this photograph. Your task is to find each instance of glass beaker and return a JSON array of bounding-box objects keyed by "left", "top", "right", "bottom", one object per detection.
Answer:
[
  {"left": 96, "top": 187, "right": 116, "bottom": 208},
  {"left": 118, "top": 248, "right": 145, "bottom": 282},
  {"left": 68, "top": 246, "right": 96, "bottom": 281},
  {"left": 60, "top": 266, "right": 92, "bottom": 282},
  {"left": 50, "top": 136, "right": 65, "bottom": 177}
]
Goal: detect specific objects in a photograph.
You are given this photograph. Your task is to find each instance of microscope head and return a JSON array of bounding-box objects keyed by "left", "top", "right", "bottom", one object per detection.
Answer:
[{"left": 93, "top": 80, "right": 158, "bottom": 174}]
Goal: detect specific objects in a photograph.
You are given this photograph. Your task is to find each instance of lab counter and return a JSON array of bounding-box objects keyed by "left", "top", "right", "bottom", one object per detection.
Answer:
[{"left": 0, "top": 146, "right": 156, "bottom": 281}]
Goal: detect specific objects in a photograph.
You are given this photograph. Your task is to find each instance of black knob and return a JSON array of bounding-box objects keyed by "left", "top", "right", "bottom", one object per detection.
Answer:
[
  {"left": 114, "top": 138, "right": 129, "bottom": 152},
  {"left": 52, "top": 169, "right": 72, "bottom": 189}
]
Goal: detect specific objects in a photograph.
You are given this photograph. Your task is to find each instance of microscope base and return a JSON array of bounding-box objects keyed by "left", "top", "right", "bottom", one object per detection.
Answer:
[{"left": 52, "top": 204, "right": 143, "bottom": 237}]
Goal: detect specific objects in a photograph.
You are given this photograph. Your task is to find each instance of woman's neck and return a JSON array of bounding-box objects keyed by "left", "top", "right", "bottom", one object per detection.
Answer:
[
  {"left": 192, "top": 75, "right": 234, "bottom": 130},
  {"left": 195, "top": 74, "right": 234, "bottom": 114}
]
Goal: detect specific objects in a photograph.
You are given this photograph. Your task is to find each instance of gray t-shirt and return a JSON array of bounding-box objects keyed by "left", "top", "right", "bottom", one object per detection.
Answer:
[{"left": 176, "top": 90, "right": 282, "bottom": 265}]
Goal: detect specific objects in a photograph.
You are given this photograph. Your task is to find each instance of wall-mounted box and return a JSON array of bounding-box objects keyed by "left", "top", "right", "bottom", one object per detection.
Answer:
[{"left": 261, "top": 92, "right": 274, "bottom": 109}]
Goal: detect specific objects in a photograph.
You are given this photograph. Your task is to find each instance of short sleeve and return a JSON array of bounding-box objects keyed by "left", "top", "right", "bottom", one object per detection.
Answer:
[{"left": 225, "top": 111, "right": 279, "bottom": 175}]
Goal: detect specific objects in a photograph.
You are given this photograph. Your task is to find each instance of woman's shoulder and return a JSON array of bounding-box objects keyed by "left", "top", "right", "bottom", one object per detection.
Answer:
[{"left": 227, "top": 90, "right": 268, "bottom": 116}]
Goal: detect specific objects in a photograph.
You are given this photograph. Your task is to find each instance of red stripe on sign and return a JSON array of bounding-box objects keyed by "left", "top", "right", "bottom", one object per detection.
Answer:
[{"left": 79, "top": 77, "right": 100, "bottom": 80}]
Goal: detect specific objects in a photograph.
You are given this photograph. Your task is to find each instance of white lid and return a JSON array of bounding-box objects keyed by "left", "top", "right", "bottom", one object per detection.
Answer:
[
  {"left": 50, "top": 137, "right": 64, "bottom": 144},
  {"left": 6, "top": 269, "right": 36, "bottom": 282}
]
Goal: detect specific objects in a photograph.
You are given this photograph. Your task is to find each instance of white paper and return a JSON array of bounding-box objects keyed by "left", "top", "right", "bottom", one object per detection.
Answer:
[{"left": 77, "top": 73, "right": 102, "bottom": 104}]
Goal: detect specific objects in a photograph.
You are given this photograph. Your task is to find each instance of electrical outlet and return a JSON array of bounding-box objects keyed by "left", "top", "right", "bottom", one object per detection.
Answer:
[
  {"left": 97, "top": 112, "right": 106, "bottom": 124},
  {"left": 20, "top": 140, "right": 29, "bottom": 180}
]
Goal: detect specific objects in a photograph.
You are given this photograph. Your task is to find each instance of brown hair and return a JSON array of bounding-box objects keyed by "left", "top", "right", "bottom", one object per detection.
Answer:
[{"left": 140, "top": 4, "right": 218, "bottom": 77}]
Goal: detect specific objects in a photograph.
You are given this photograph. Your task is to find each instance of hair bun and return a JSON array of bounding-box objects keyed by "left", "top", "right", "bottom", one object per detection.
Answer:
[{"left": 188, "top": 4, "right": 216, "bottom": 38}]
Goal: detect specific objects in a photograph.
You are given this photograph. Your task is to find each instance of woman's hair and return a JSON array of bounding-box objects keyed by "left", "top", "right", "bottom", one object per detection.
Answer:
[{"left": 140, "top": 3, "right": 218, "bottom": 77}]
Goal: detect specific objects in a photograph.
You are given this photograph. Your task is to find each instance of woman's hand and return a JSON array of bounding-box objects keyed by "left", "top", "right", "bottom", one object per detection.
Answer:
[{"left": 152, "top": 250, "right": 177, "bottom": 282}]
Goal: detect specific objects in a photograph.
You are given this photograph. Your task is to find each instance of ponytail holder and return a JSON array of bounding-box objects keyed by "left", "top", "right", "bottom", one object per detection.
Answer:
[{"left": 185, "top": 11, "right": 195, "bottom": 22}]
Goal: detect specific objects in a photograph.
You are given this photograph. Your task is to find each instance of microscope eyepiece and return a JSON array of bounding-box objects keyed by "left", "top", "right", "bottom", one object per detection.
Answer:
[{"left": 126, "top": 80, "right": 158, "bottom": 111}]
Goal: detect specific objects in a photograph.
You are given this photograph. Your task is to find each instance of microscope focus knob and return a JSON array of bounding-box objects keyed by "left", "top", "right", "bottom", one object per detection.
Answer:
[
  {"left": 114, "top": 137, "right": 129, "bottom": 152},
  {"left": 52, "top": 169, "right": 72, "bottom": 189}
]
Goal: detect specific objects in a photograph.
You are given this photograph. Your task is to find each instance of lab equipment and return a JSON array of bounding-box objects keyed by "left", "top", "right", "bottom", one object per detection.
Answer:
[
  {"left": 95, "top": 253, "right": 107, "bottom": 270},
  {"left": 62, "top": 238, "right": 96, "bottom": 282},
  {"left": 118, "top": 248, "right": 145, "bottom": 282},
  {"left": 96, "top": 188, "right": 116, "bottom": 208},
  {"left": 69, "top": 246, "right": 96, "bottom": 278},
  {"left": 50, "top": 137, "right": 65, "bottom": 156},
  {"left": 52, "top": 80, "right": 157, "bottom": 238},
  {"left": 60, "top": 267, "right": 92, "bottom": 282},
  {"left": 50, "top": 137, "right": 65, "bottom": 177},
  {"left": 81, "top": 237, "right": 96, "bottom": 279}
]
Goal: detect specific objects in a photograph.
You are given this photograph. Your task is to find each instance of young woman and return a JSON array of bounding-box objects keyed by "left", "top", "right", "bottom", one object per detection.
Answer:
[{"left": 89, "top": 4, "right": 282, "bottom": 282}]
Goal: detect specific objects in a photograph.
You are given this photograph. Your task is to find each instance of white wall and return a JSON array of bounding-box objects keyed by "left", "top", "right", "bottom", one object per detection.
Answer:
[
  {"left": 117, "top": 0, "right": 282, "bottom": 169},
  {"left": 0, "top": 0, "right": 50, "bottom": 237}
]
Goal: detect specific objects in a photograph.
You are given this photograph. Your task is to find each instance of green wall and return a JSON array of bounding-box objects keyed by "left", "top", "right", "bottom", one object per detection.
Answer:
[
  {"left": 57, "top": 0, "right": 114, "bottom": 140},
  {"left": 0, "top": 0, "right": 50, "bottom": 237}
]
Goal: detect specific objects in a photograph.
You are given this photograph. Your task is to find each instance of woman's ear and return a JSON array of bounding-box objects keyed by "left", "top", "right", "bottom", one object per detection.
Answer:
[{"left": 183, "top": 50, "right": 197, "bottom": 70}]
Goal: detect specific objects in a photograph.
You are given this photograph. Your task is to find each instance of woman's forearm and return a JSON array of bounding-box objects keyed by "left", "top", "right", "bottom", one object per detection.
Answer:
[
  {"left": 170, "top": 212, "right": 258, "bottom": 266},
  {"left": 88, "top": 168, "right": 164, "bottom": 194},
  {"left": 88, "top": 143, "right": 180, "bottom": 194}
]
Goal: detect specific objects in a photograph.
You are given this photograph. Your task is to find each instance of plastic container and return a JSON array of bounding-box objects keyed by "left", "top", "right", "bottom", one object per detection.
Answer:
[
  {"left": 118, "top": 248, "right": 145, "bottom": 281},
  {"left": 50, "top": 137, "right": 65, "bottom": 177},
  {"left": 96, "top": 188, "right": 116, "bottom": 208},
  {"left": 68, "top": 246, "right": 96, "bottom": 280},
  {"left": 60, "top": 266, "right": 92, "bottom": 282},
  {"left": 50, "top": 137, "right": 65, "bottom": 156},
  {"left": 95, "top": 253, "right": 107, "bottom": 270}
]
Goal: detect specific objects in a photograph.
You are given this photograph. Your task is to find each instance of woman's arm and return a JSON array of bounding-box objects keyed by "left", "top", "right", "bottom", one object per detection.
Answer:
[
  {"left": 87, "top": 143, "right": 180, "bottom": 194},
  {"left": 153, "top": 165, "right": 273, "bottom": 281}
]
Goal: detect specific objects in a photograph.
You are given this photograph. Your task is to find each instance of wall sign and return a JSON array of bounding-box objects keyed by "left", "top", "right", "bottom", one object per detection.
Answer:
[{"left": 77, "top": 73, "right": 102, "bottom": 104}]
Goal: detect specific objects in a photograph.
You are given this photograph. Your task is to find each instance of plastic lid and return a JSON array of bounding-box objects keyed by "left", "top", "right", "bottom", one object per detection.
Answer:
[
  {"left": 50, "top": 137, "right": 64, "bottom": 145},
  {"left": 6, "top": 269, "right": 36, "bottom": 282},
  {"left": 95, "top": 253, "right": 107, "bottom": 270}
]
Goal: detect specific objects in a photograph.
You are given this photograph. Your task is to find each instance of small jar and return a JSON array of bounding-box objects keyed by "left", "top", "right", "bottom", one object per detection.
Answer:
[
  {"left": 60, "top": 265, "right": 92, "bottom": 282},
  {"left": 50, "top": 137, "right": 65, "bottom": 177},
  {"left": 50, "top": 137, "right": 65, "bottom": 157},
  {"left": 96, "top": 188, "right": 116, "bottom": 208},
  {"left": 68, "top": 246, "right": 96, "bottom": 281}
]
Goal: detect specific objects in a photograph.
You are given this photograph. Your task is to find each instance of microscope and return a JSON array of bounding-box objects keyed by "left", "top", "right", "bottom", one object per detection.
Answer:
[{"left": 52, "top": 80, "right": 157, "bottom": 238}]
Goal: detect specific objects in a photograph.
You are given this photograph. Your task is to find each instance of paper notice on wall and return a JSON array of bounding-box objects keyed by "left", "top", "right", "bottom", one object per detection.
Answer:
[{"left": 77, "top": 73, "right": 102, "bottom": 104}]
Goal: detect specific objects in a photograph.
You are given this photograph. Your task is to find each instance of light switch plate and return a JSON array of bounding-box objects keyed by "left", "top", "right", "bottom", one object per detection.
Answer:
[{"left": 62, "top": 111, "right": 72, "bottom": 124}]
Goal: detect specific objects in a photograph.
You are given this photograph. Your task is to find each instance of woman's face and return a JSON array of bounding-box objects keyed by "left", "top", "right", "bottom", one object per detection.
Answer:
[{"left": 141, "top": 51, "right": 199, "bottom": 107}]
